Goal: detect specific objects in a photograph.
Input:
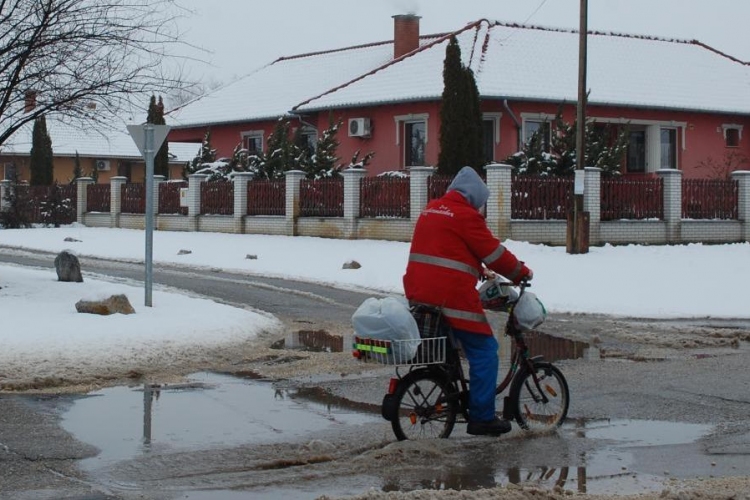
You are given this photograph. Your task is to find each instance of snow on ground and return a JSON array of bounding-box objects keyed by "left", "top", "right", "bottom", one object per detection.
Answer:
[{"left": 0, "top": 225, "right": 748, "bottom": 387}]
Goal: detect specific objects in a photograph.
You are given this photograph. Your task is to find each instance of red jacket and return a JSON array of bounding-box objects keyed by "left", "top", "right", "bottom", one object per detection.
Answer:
[{"left": 403, "top": 190, "right": 528, "bottom": 335}]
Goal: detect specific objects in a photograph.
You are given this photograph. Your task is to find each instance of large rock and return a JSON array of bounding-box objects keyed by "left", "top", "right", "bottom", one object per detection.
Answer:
[
  {"left": 54, "top": 250, "right": 83, "bottom": 282},
  {"left": 75, "top": 294, "right": 135, "bottom": 315}
]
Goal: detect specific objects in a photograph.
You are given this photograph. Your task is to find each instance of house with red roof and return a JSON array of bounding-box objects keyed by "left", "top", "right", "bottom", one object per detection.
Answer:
[{"left": 169, "top": 15, "right": 750, "bottom": 179}]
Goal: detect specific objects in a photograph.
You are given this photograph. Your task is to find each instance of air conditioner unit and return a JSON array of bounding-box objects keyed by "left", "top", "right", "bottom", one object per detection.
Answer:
[
  {"left": 348, "top": 118, "right": 371, "bottom": 138},
  {"left": 95, "top": 159, "right": 111, "bottom": 171}
]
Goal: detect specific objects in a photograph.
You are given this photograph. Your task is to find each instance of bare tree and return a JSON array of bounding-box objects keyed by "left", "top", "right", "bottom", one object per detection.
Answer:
[{"left": 0, "top": 0, "right": 195, "bottom": 147}]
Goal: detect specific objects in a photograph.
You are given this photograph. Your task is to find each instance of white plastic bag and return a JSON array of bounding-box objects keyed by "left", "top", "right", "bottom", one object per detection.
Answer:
[
  {"left": 513, "top": 292, "right": 547, "bottom": 331},
  {"left": 352, "top": 296, "right": 420, "bottom": 363},
  {"left": 478, "top": 276, "right": 519, "bottom": 312}
]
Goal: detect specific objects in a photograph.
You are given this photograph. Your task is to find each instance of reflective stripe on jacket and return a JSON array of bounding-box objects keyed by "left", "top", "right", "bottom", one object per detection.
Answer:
[{"left": 403, "top": 190, "right": 525, "bottom": 335}]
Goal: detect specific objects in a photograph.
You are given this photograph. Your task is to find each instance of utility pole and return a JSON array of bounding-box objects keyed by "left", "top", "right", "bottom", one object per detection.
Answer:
[{"left": 568, "top": 0, "right": 590, "bottom": 254}]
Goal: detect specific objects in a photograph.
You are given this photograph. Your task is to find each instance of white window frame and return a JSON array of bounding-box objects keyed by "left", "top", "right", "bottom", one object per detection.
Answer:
[
  {"left": 241, "top": 130, "right": 264, "bottom": 155},
  {"left": 394, "top": 113, "right": 429, "bottom": 145},
  {"left": 395, "top": 113, "right": 428, "bottom": 168},
  {"left": 591, "top": 117, "right": 687, "bottom": 172},
  {"left": 481, "top": 112, "right": 502, "bottom": 163},
  {"left": 520, "top": 112, "right": 552, "bottom": 150},
  {"left": 296, "top": 125, "right": 318, "bottom": 152}
]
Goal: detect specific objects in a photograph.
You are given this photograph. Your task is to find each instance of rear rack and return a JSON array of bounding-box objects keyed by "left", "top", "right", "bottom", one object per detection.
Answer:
[{"left": 352, "top": 336, "right": 447, "bottom": 365}]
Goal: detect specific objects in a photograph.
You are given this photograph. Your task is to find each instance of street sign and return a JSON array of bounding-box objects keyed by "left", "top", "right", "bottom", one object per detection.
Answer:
[
  {"left": 127, "top": 124, "right": 170, "bottom": 156},
  {"left": 127, "top": 123, "right": 171, "bottom": 307}
]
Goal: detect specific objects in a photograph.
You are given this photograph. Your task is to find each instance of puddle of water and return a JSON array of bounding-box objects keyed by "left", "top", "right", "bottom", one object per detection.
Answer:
[
  {"left": 499, "top": 331, "right": 597, "bottom": 363},
  {"left": 285, "top": 329, "right": 343, "bottom": 352},
  {"left": 582, "top": 419, "right": 713, "bottom": 448},
  {"left": 61, "top": 371, "right": 378, "bottom": 470},
  {"left": 374, "top": 419, "right": 714, "bottom": 496}
]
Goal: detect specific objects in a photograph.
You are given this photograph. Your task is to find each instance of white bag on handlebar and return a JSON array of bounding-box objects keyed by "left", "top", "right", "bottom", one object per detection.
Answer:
[
  {"left": 513, "top": 291, "right": 547, "bottom": 331},
  {"left": 352, "top": 296, "right": 420, "bottom": 362}
]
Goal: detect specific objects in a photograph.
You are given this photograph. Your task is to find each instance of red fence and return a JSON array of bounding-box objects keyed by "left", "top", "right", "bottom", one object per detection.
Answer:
[
  {"left": 360, "top": 176, "right": 410, "bottom": 218},
  {"left": 427, "top": 175, "right": 453, "bottom": 201},
  {"left": 121, "top": 184, "right": 145, "bottom": 214},
  {"left": 601, "top": 177, "right": 663, "bottom": 221},
  {"left": 512, "top": 176, "right": 573, "bottom": 220},
  {"left": 200, "top": 181, "right": 234, "bottom": 215},
  {"left": 159, "top": 181, "right": 188, "bottom": 215},
  {"left": 682, "top": 179, "right": 738, "bottom": 220},
  {"left": 247, "top": 179, "right": 286, "bottom": 216},
  {"left": 87, "top": 184, "right": 110, "bottom": 212},
  {"left": 300, "top": 178, "right": 344, "bottom": 217},
  {"left": 21, "top": 184, "right": 77, "bottom": 224}
]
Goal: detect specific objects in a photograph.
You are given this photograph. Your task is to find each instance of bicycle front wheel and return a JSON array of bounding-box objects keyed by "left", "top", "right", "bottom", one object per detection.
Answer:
[
  {"left": 391, "top": 370, "right": 458, "bottom": 441},
  {"left": 508, "top": 362, "right": 569, "bottom": 432}
]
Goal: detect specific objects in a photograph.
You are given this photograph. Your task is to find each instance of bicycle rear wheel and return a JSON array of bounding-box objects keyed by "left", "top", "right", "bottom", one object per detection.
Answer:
[
  {"left": 508, "top": 362, "right": 569, "bottom": 432},
  {"left": 391, "top": 369, "right": 458, "bottom": 440}
]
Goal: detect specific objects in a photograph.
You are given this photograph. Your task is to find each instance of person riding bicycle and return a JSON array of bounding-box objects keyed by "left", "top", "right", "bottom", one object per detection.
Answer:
[{"left": 403, "top": 166, "right": 533, "bottom": 436}]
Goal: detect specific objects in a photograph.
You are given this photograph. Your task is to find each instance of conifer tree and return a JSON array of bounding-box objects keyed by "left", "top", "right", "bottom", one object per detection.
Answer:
[
  {"left": 71, "top": 151, "right": 83, "bottom": 183},
  {"left": 40, "top": 181, "right": 74, "bottom": 227},
  {"left": 262, "top": 118, "right": 297, "bottom": 179},
  {"left": 29, "top": 115, "right": 54, "bottom": 185},
  {"left": 147, "top": 95, "right": 170, "bottom": 177},
  {"left": 0, "top": 170, "right": 32, "bottom": 228},
  {"left": 437, "top": 36, "right": 484, "bottom": 176},
  {"left": 183, "top": 129, "right": 216, "bottom": 178},
  {"left": 307, "top": 119, "right": 341, "bottom": 179}
]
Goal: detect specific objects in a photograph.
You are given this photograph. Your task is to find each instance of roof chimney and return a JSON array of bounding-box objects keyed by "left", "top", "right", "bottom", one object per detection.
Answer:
[
  {"left": 393, "top": 14, "right": 421, "bottom": 59},
  {"left": 24, "top": 90, "right": 37, "bottom": 113}
]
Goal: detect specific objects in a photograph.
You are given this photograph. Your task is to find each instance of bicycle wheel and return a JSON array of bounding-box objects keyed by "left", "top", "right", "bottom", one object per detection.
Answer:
[
  {"left": 391, "top": 369, "right": 458, "bottom": 441},
  {"left": 508, "top": 362, "right": 569, "bottom": 432}
]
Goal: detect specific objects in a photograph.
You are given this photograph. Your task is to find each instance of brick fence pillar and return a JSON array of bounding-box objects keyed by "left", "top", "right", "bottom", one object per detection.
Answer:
[
  {"left": 485, "top": 163, "right": 512, "bottom": 239},
  {"left": 110, "top": 176, "right": 127, "bottom": 228},
  {"left": 0, "top": 179, "right": 9, "bottom": 211},
  {"left": 187, "top": 173, "right": 208, "bottom": 231},
  {"left": 657, "top": 169, "right": 682, "bottom": 243},
  {"left": 584, "top": 167, "right": 602, "bottom": 245},
  {"left": 284, "top": 170, "right": 305, "bottom": 236},
  {"left": 232, "top": 172, "right": 254, "bottom": 234},
  {"left": 409, "top": 166, "right": 435, "bottom": 222},
  {"left": 76, "top": 177, "right": 94, "bottom": 224},
  {"left": 732, "top": 170, "right": 750, "bottom": 241},
  {"left": 343, "top": 167, "right": 367, "bottom": 239}
]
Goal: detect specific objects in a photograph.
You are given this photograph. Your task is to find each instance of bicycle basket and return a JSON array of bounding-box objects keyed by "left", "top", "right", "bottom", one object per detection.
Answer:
[
  {"left": 352, "top": 336, "right": 446, "bottom": 365},
  {"left": 410, "top": 304, "right": 450, "bottom": 364}
]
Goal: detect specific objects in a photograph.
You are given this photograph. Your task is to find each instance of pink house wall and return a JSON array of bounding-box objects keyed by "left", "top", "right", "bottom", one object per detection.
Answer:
[{"left": 169, "top": 99, "right": 750, "bottom": 179}]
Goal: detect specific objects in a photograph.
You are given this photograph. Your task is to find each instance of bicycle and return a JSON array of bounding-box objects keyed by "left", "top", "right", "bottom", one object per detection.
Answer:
[{"left": 352, "top": 281, "right": 570, "bottom": 440}]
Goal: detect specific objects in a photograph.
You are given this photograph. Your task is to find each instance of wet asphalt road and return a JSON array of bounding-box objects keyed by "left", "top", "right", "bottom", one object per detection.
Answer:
[{"left": 1, "top": 248, "right": 749, "bottom": 499}]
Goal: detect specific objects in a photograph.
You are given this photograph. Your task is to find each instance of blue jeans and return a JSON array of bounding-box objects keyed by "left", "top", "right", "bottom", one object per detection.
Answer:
[{"left": 451, "top": 328, "right": 499, "bottom": 422}]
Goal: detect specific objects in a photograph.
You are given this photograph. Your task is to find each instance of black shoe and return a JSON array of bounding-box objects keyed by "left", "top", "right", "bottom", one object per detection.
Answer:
[{"left": 467, "top": 417, "right": 512, "bottom": 436}]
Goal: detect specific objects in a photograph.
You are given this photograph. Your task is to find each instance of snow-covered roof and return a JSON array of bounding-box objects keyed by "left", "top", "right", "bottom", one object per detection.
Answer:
[
  {"left": 298, "top": 21, "right": 750, "bottom": 115},
  {"left": 170, "top": 20, "right": 750, "bottom": 127},
  {"left": 168, "top": 40, "right": 410, "bottom": 128},
  {"left": 0, "top": 117, "right": 199, "bottom": 163}
]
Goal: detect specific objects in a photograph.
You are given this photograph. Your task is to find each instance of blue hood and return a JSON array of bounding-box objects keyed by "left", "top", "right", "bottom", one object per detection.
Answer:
[{"left": 446, "top": 167, "right": 489, "bottom": 210}]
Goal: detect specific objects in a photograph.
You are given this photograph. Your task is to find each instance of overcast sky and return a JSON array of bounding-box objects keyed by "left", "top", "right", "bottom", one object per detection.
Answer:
[{"left": 175, "top": 0, "right": 750, "bottom": 84}]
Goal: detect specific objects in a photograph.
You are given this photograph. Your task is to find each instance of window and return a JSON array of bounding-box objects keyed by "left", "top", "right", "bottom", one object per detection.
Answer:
[
  {"left": 241, "top": 131, "right": 264, "bottom": 156},
  {"left": 404, "top": 121, "right": 426, "bottom": 166},
  {"left": 660, "top": 128, "right": 677, "bottom": 169},
  {"left": 523, "top": 119, "right": 551, "bottom": 152},
  {"left": 482, "top": 112, "right": 501, "bottom": 164},
  {"left": 3, "top": 163, "right": 16, "bottom": 180},
  {"left": 295, "top": 126, "right": 317, "bottom": 158},
  {"left": 627, "top": 130, "right": 646, "bottom": 173},
  {"left": 722, "top": 124, "right": 742, "bottom": 148},
  {"left": 394, "top": 113, "right": 429, "bottom": 168}
]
